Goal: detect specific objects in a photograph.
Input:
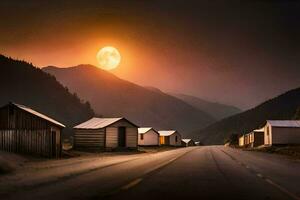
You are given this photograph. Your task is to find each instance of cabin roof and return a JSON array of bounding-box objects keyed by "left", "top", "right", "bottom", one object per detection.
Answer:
[
  {"left": 182, "top": 139, "right": 192, "bottom": 143},
  {"left": 74, "top": 117, "right": 138, "bottom": 129},
  {"left": 12, "top": 103, "right": 65, "bottom": 128},
  {"left": 158, "top": 130, "right": 177, "bottom": 136},
  {"left": 138, "top": 127, "right": 159, "bottom": 135},
  {"left": 253, "top": 127, "right": 264, "bottom": 132},
  {"left": 267, "top": 120, "right": 300, "bottom": 128}
]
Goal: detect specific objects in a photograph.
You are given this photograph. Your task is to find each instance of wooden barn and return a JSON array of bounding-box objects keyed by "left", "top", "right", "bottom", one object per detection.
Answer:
[
  {"left": 138, "top": 127, "right": 160, "bottom": 146},
  {"left": 264, "top": 120, "right": 300, "bottom": 146},
  {"left": 248, "top": 128, "right": 264, "bottom": 147},
  {"left": 181, "top": 139, "right": 195, "bottom": 147},
  {"left": 0, "top": 102, "right": 65, "bottom": 158},
  {"left": 73, "top": 117, "right": 138, "bottom": 151},
  {"left": 158, "top": 130, "right": 182, "bottom": 146}
]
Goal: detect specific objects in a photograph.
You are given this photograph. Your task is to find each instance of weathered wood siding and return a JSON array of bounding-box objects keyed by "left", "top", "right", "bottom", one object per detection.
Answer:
[
  {"left": 272, "top": 127, "right": 300, "bottom": 145},
  {"left": 106, "top": 127, "right": 118, "bottom": 148},
  {"left": 74, "top": 129, "right": 105, "bottom": 150},
  {"left": 0, "top": 104, "right": 62, "bottom": 158},
  {"left": 126, "top": 127, "right": 138, "bottom": 148}
]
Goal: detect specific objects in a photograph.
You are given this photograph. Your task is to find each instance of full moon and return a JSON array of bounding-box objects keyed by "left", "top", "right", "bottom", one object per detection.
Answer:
[{"left": 96, "top": 46, "right": 121, "bottom": 70}]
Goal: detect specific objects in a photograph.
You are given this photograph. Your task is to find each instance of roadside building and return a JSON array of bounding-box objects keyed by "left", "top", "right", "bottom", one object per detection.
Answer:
[
  {"left": 195, "top": 141, "right": 202, "bottom": 146},
  {"left": 248, "top": 128, "right": 264, "bottom": 147},
  {"left": 0, "top": 102, "right": 65, "bottom": 158},
  {"left": 244, "top": 133, "right": 251, "bottom": 146},
  {"left": 138, "top": 127, "right": 160, "bottom": 146},
  {"left": 158, "top": 130, "right": 182, "bottom": 146},
  {"left": 181, "top": 139, "right": 195, "bottom": 147},
  {"left": 238, "top": 135, "right": 245, "bottom": 147},
  {"left": 74, "top": 117, "right": 138, "bottom": 151},
  {"left": 264, "top": 120, "right": 300, "bottom": 146}
]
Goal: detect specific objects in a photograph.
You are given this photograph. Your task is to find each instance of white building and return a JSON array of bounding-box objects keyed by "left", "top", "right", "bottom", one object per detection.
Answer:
[
  {"left": 158, "top": 130, "right": 182, "bottom": 146},
  {"left": 138, "top": 127, "right": 160, "bottom": 146},
  {"left": 264, "top": 120, "right": 300, "bottom": 146}
]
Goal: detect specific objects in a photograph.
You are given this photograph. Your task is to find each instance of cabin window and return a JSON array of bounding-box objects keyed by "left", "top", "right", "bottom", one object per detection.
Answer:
[
  {"left": 175, "top": 136, "right": 178, "bottom": 142},
  {"left": 140, "top": 134, "right": 144, "bottom": 140}
]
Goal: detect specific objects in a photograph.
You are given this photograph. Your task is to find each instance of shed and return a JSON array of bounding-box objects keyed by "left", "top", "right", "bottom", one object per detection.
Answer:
[
  {"left": 238, "top": 135, "right": 245, "bottom": 147},
  {"left": 73, "top": 117, "right": 138, "bottom": 151},
  {"left": 158, "top": 130, "right": 182, "bottom": 146},
  {"left": 0, "top": 102, "right": 65, "bottom": 158},
  {"left": 181, "top": 139, "right": 195, "bottom": 147},
  {"left": 138, "top": 127, "right": 160, "bottom": 146},
  {"left": 263, "top": 120, "right": 300, "bottom": 146},
  {"left": 248, "top": 128, "right": 264, "bottom": 147}
]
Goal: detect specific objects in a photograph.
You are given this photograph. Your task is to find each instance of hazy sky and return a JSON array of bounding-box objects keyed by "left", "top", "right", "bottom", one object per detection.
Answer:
[{"left": 1, "top": 0, "right": 299, "bottom": 109}]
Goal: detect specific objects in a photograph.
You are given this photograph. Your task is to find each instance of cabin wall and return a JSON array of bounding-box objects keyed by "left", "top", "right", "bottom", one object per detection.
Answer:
[
  {"left": 138, "top": 130, "right": 159, "bottom": 146},
  {"left": 74, "top": 129, "right": 105, "bottom": 150},
  {"left": 105, "top": 127, "right": 118, "bottom": 148},
  {"left": 239, "top": 136, "right": 245, "bottom": 146},
  {"left": 170, "top": 133, "right": 182, "bottom": 146},
  {"left": 0, "top": 105, "right": 62, "bottom": 158},
  {"left": 264, "top": 124, "right": 273, "bottom": 145},
  {"left": 272, "top": 127, "right": 300, "bottom": 145},
  {"left": 126, "top": 127, "right": 138, "bottom": 148}
]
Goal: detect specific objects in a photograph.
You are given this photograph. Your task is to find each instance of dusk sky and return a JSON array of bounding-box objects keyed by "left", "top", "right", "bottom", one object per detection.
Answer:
[{"left": 1, "top": 0, "right": 299, "bottom": 109}]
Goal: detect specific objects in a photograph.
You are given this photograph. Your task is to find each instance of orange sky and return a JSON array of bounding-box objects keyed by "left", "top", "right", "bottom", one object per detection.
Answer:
[{"left": 1, "top": 1, "right": 300, "bottom": 109}]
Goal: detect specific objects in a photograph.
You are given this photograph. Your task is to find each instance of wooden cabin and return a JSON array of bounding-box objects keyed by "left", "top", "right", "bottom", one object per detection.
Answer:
[
  {"left": 181, "top": 139, "right": 195, "bottom": 147},
  {"left": 238, "top": 135, "right": 245, "bottom": 147},
  {"left": 244, "top": 133, "right": 251, "bottom": 146},
  {"left": 264, "top": 120, "right": 300, "bottom": 146},
  {"left": 73, "top": 117, "right": 138, "bottom": 151},
  {"left": 138, "top": 127, "right": 160, "bottom": 146},
  {"left": 158, "top": 130, "right": 182, "bottom": 146},
  {"left": 0, "top": 102, "right": 65, "bottom": 158},
  {"left": 248, "top": 128, "right": 264, "bottom": 147}
]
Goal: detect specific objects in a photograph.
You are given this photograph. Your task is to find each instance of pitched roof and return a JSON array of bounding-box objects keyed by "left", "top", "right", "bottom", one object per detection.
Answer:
[
  {"left": 158, "top": 130, "right": 177, "bottom": 136},
  {"left": 138, "top": 127, "right": 152, "bottom": 134},
  {"left": 182, "top": 139, "right": 192, "bottom": 143},
  {"left": 12, "top": 103, "right": 65, "bottom": 128},
  {"left": 253, "top": 127, "right": 264, "bottom": 132},
  {"left": 267, "top": 120, "right": 300, "bottom": 128},
  {"left": 74, "top": 117, "right": 123, "bottom": 129}
]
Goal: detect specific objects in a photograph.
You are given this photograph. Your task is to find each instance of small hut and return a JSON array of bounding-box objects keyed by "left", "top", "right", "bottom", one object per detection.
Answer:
[
  {"left": 74, "top": 117, "right": 138, "bottom": 151},
  {"left": 263, "top": 120, "right": 300, "bottom": 146},
  {"left": 181, "top": 139, "right": 195, "bottom": 147},
  {"left": 248, "top": 128, "right": 264, "bottom": 147},
  {"left": 0, "top": 102, "right": 65, "bottom": 158},
  {"left": 138, "top": 127, "right": 160, "bottom": 146},
  {"left": 158, "top": 130, "right": 182, "bottom": 146},
  {"left": 238, "top": 135, "right": 245, "bottom": 147}
]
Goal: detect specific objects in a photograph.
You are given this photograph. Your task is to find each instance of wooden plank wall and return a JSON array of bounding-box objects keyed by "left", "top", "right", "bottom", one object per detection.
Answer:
[
  {"left": 0, "top": 129, "right": 55, "bottom": 157},
  {"left": 74, "top": 129, "right": 105, "bottom": 150}
]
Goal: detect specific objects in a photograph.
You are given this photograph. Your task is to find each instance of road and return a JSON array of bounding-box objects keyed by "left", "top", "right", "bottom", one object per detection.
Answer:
[{"left": 2, "top": 146, "right": 300, "bottom": 200}]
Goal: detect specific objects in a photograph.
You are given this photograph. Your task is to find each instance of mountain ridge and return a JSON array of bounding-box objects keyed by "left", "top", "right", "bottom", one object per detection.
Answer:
[{"left": 43, "top": 64, "right": 215, "bottom": 135}]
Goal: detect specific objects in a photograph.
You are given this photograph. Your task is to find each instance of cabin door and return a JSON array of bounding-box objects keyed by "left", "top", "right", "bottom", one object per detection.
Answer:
[
  {"left": 165, "top": 136, "right": 170, "bottom": 145},
  {"left": 118, "top": 127, "right": 126, "bottom": 147}
]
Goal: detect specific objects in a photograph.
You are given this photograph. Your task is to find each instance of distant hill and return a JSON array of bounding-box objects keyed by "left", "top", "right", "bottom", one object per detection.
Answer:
[
  {"left": 172, "top": 93, "right": 241, "bottom": 120},
  {"left": 191, "top": 87, "right": 300, "bottom": 144},
  {"left": 0, "top": 55, "right": 94, "bottom": 136},
  {"left": 43, "top": 65, "right": 215, "bottom": 135}
]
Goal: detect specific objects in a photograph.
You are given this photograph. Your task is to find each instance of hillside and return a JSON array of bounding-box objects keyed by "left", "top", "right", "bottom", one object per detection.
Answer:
[
  {"left": 191, "top": 87, "right": 300, "bottom": 144},
  {"left": 43, "top": 65, "right": 215, "bottom": 135},
  {"left": 172, "top": 93, "right": 241, "bottom": 120},
  {"left": 0, "top": 55, "right": 94, "bottom": 136}
]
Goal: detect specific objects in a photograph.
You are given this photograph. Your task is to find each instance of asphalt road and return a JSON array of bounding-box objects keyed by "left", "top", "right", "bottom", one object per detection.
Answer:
[{"left": 3, "top": 146, "right": 300, "bottom": 200}]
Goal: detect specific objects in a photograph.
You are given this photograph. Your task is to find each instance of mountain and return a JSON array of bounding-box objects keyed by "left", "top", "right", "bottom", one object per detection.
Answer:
[
  {"left": 172, "top": 94, "right": 241, "bottom": 120},
  {"left": 43, "top": 65, "right": 215, "bottom": 135},
  {"left": 0, "top": 55, "right": 94, "bottom": 136},
  {"left": 191, "top": 87, "right": 300, "bottom": 144}
]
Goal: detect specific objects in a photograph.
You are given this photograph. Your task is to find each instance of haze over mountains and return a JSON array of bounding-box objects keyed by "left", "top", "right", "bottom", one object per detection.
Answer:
[
  {"left": 0, "top": 55, "right": 94, "bottom": 135},
  {"left": 43, "top": 65, "right": 216, "bottom": 135},
  {"left": 192, "top": 87, "right": 300, "bottom": 144},
  {"left": 172, "top": 94, "right": 241, "bottom": 120}
]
